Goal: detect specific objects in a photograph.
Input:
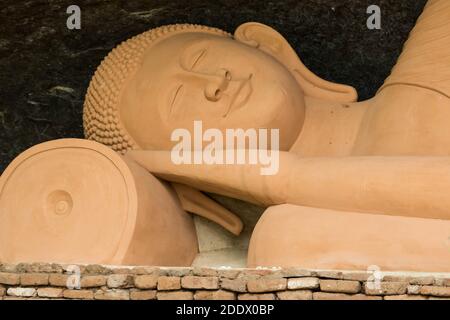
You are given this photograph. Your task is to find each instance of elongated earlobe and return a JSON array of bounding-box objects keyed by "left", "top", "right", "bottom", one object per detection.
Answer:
[{"left": 234, "top": 22, "right": 358, "bottom": 103}]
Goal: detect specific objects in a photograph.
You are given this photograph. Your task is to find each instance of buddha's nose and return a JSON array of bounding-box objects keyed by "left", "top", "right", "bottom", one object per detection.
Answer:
[{"left": 204, "top": 69, "right": 232, "bottom": 102}]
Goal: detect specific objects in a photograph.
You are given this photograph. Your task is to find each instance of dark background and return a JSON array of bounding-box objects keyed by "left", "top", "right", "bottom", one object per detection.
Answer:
[{"left": 0, "top": 0, "right": 427, "bottom": 172}]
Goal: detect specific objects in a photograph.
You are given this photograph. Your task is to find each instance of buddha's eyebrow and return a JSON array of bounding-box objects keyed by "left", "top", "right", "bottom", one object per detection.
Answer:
[
  {"left": 190, "top": 49, "right": 207, "bottom": 70},
  {"left": 179, "top": 39, "right": 209, "bottom": 70}
]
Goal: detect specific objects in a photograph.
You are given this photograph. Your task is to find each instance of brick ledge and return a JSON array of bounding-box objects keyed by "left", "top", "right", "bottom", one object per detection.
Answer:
[{"left": 0, "top": 263, "right": 449, "bottom": 300}]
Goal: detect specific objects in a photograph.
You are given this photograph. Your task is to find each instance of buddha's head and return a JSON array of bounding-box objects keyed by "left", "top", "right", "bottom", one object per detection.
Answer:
[{"left": 84, "top": 23, "right": 357, "bottom": 152}]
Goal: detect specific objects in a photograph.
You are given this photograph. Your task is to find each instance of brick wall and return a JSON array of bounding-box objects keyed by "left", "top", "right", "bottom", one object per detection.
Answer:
[{"left": 0, "top": 263, "right": 449, "bottom": 300}]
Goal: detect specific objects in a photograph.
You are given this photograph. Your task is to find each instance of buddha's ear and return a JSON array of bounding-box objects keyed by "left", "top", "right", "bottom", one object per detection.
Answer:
[{"left": 234, "top": 22, "right": 357, "bottom": 103}]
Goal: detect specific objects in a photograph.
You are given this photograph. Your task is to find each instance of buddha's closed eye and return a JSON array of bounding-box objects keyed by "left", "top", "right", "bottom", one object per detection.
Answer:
[{"left": 169, "top": 84, "right": 184, "bottom": 114}]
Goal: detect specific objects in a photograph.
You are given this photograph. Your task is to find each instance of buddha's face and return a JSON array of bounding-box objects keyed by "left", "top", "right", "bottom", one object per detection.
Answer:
[{"left": 120, "top": 31, "right": 305, "bottom": 151}]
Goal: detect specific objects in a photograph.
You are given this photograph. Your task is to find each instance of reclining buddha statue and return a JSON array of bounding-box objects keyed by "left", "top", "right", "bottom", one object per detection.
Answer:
[{"left": 1, "top": 0, "right": 449, "bottom": 271}]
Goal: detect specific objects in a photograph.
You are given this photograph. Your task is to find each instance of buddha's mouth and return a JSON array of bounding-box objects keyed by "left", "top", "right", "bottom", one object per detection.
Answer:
[{"left": 223, "top": 73, "right": 253, "bottom": 117}]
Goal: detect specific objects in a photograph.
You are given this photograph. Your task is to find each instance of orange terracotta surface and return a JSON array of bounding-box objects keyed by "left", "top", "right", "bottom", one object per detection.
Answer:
[
  {"left": 0, "top": 139, "right": 198, "bottom": 266},
  {"left": 248, "top": 204, "right": 450, "bottom": 272},
  {"left": 1, "top": 0, "right": 449, "bottom": 271},
  {"left": 124, "top": 0, "right": 450, "bottom": 271}
]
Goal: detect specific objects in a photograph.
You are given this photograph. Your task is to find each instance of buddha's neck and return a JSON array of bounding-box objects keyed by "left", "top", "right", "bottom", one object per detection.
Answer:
[
  {"left": 289, "top": 96, "right": 367, "bottom": 157},
  {"left": 352, "top": 84, "right": 450, "bottom": 156},
  {"left": 292, "top": 83, "right": 450, "bottom": 157}
]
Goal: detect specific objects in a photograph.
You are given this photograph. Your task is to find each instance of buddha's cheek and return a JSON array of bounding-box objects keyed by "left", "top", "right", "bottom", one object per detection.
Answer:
[{"left": 249, "top": 86, "right": 303, "bottom": 149}]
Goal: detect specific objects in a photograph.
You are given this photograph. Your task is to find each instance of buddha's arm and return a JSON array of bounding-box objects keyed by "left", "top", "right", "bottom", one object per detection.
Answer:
[
  {"left": 379, "top": 0, "right": 450, "bottom": 97},
  {"left": 128, "top": 150, "right": 450, "bottom": 220}
]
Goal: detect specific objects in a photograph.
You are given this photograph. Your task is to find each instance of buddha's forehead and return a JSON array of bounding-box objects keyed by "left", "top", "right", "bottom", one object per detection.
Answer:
[
  {"left": 144, "top": 31, "right": 238, "bottom": 61},
  {"left": 157, "top": 31, "right": 230, "bottom": 46}
]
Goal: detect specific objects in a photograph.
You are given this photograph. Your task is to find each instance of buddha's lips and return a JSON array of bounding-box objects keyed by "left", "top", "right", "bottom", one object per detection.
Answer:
[{"left": 223, "top": 73, "right": 253, "bottom": 117}]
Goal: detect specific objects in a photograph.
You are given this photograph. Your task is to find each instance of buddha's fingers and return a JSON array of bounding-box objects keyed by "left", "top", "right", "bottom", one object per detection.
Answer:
[{"left": 172, "top": 183, "right": 244, "bottom": 236}]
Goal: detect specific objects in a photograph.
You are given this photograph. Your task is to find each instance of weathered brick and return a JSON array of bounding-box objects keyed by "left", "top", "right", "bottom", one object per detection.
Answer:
[
  {"left": 238, "top": 293, "right": 276, "bottom": 300},
  {"left": 157, "top": 291, "right": 194, "bottom": 300},
  {"left": 193, "top": 267, "right": 217, "bottom": 277},
  {"left": 94, "top": 289, "right": 130, "bottom": 300},
  {"left": 288, "top": 277, "right": 319, "bottom": 290},
  {"left": 384, "top": 294, "right": 428, "bottom": 300},
  {"left": 217, "top": 269, "right": 240, "bottom": 279},
  {"left": 164, "top": 268, "right": 192, "bottom": 277},
  {"left": 48, "top": 264, "right": 65, "bottom": 273},
  {"left": 181, "top": 276, "right": 219, "bottom": 290},
  {"left": 61, "top": 264, "right": 86, "bottom": 274},
  {"left": 407, "top": 285, "right": 421, "bottom": 295},
  {"left": 157, "top": 276, "right": 181, "bottom": 290},
  {"left": 3, "top": 297, "right": 28, "bottom": 300},
  {"left": 277, "top": 290, "right": 312, "bottom": 300},
  {"left": 0, "top": 263, "right": 18, "bottom": 273},
  {"left": 63, "top": 289, "right": 94, "bottom": 299},
  {"left": 8, "top": 262, "right": 450, "bottom": 302},
  {"left": 279, "top": 267, "right": 312, "bottom": 278},
  {"left": 37, "top": 287, "right": 63, "bottom": 298},
  {"left": 0, "top": 272, "right": 20, "bottom": 285},
  {"left": 247, "top": 278, "right": 287, "bottom": 293},
  {"left": 313, "top": 292, "right": 382, "bottom": 300},
  {"left": 320, "top": 280, "right": 361, "bottom": 294},
  {"left": 260, "top": 269, "right": 293, "bottom": 279},
  {"left": 83, "top": 264, "right": 112, "bottom": 275},
  {"left": 364, "top": 282, "right": 407, "bottom": 295},
  {"left": 420, "top": 286, "right": 450, "bottom": 297},
  {"left": 7, "top": 287, "right": 36, "bottom": 297},
  {"left": 30, "top": 263, "right": 49, "bottom": 273},
  {"left": 28, "top": 263, "right": 63, "bottom": 273},
  {"left": 239, "top": 269, "right": 276, "bottom": 279},
  {"left": 382, "top": 275, "right": 412, "bottom": 282},
  {"left": 434, "top": 278, "right": 450, "bottom": 286},
  {"left": 111, "top": 268, "right": 133, "bottom": 274},
  {"left": 49, "top": 274, "right": 71, "bottom": 287},
  {"left": 221, "top": 278, "right": 247, "bottom": 293},
  {"left": 342, "top": 273, "right": 371, "bottom": 281},
  {"left": 131, "top": 267, "right": 159, "bottom": 275},
  {"left": 15, "top": 263, "right": 33, "bottom": 273},
  {"left": 130, "top": 290, "right": 157, "bottom": 300},
  {"left": 194, "top": 290, "right": 236, "bottom": 300},
  {"left": 21, "top": 273, "right": 49, "bottom": 286},
  {"left": 80, "top": 275, "right": 106, "bottom": 288},
  {"left": 161, "top": 267, "right": 191, "bottom": 277},
  {"left": 6, "top": 263, "right": 50, "bottom": 273},
  {"left": 134, "top": 275, "right": 158, "bottom": 289},
  {"left": 20, "top": 263, "right": 61, "bottom": 274},
  {"left": 315, "top": 271, "right": 343, "bottom": 279},
  {"left": 409, "top": 277, "right": 434, "bottom": 285},
  {"left": 107, "top": 274, "right": 133, "bottom": 288}
]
